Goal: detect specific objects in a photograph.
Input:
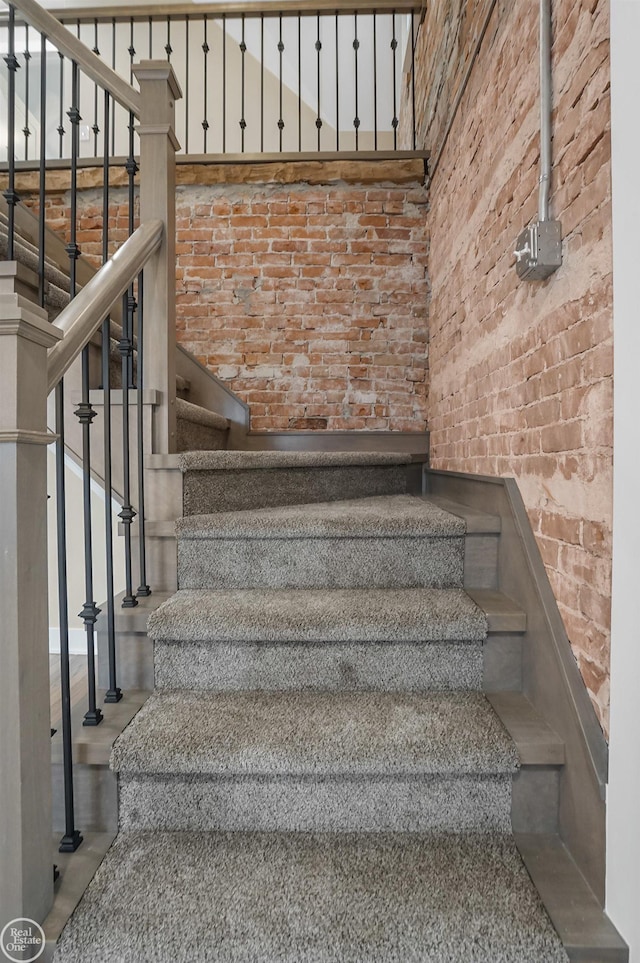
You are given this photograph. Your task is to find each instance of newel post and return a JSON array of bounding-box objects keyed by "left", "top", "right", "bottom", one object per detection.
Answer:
[
  {"left": 132, "top": 61, "right": 182, "bottom": 454},
  {"left": 0, "top": 275, "right": 62, "bottom": 922}
]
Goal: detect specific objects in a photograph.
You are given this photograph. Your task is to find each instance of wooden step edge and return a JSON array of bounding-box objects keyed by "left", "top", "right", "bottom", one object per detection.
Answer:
[
  {"left": 422, "top": 494, "right": 502, "bottom": 533},
  {"left": 43, "top": 831, "right": 115, "bottom": 961},
  {"left": 96, "top": 589, "right": 173, "bottom": 633},
  {"left": 515, "top": 833, "right": 629, "bottom": 962},
  {"left": 486, "top": 691, "right": 565, "bottom": 766},
  {"left": 51, "top": 688, "right": 150, "bottom": 767},
  {"left": 145, "top": 453, "right": 182, "bottom": 470},
  {"left": 466, "top": 588, "right": 527, "bottom": 633}
]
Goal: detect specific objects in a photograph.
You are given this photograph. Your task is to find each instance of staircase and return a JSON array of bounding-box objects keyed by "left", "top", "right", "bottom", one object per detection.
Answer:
[{"left": 53, "top": 452, "right": 574, "bottom": 961}]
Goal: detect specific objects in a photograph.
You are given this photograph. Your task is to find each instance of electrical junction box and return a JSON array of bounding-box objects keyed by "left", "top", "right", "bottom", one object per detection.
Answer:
[{"left": 514, "top": 220, "right": 562, "bottom": 280}]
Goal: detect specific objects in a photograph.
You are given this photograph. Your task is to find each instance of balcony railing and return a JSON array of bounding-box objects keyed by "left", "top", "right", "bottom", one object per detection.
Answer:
[{"left": 0, "top": 0, "right": 423, "bottom": 163}]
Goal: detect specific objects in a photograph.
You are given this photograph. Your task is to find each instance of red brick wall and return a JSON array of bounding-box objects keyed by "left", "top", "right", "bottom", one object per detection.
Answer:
[
  {"left": 407, "top": 1, "right": 613, "bottom": 730},
  {"left": 27, "top": 173, "right": 429, "bottom": 433},
  {"left": 174, "top": 180, "right": 429, "bottom": 431}
]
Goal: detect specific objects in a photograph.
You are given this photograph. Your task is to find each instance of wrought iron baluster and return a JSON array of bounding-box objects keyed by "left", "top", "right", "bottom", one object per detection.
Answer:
[
  {"left": 57, "top": 51, "right": 64, "bottom": 158},
  {"left": 76, "top": 348, "right": 103, "bottom": 727},
  {"left": 111, "top": 18, "right": 116, "bottom": 155},
  {"left": 316, "top": 13, "right": 322, "bottom": 150},
  {"left": 92, "top": 19, "right": 100, "bottom": 156},
  {"left": 148, "top": 15, "right": 152, "bottom": 57},
  {"left": 202, "top": 16, "right": 209, "bottom": 152},
  {"left": 391, "top": 11, "right": 398, "bottom": 149},
  {"left": 3, "top": 5, "right": 19, "bottom": 258},
  {"left": 185, "top": 16, "right": 189, "bottom": 154},
  {"left": 128, "top": 18, "right": 135, "bottom": 85},
  {"left": 23, "top": 25, "right": 31, "bottom": 160},
  {"left": 101, "top": 89, "right": 122, "bottom": 704},
  {"left": 239, "top": 14, "right": 246, "bottom": 152},
  {"left": 278, "top": 14, "right": 284, "bottom": 151},
  {"left": 119, "top": 113, "right": 139, "bottom": 612},
  {"left": 136, "top": 271, "right": 150, "bottom": 598},
  {"left": 165, "top": 16, "right": 172, "bottom": 61},
  {"left": 222, "top": 14, "right": 227, "bottom": 153},
  {"left": 260, "top": 15, "right": 264, "bottom": 152},
  {"left": 373, "top": 13, "right": 378, "bottom": 150},
  {"left": 55, "top": 382, "right": 83, "bottom": 853},
  {"left": 37, "top": 31, "right": 46, "bottom": 307},
  {"left": 353, "top": 13, "right": 360, "bottom": 150},
  {"left": 297, "top": 15, "right": 301, "bottom": 151},
  {"left": 335, "top": 13, "right": 339, "bottom": 151}
]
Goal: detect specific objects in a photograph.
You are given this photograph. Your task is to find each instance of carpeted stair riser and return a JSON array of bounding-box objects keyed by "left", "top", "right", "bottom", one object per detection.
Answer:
[
  {"left": 178, "top": 534, "right": 464, "bottom": 590},
  {"left": 183, "top": 465, "right": 409, "bottom": 514},
  {"left": 150, "top": 586, "right": 487, "bottom": 691},
  {"left": 176, "top": 417, "right": 228, "bottom": 452},
  {"left": 117, "top": 772, "right": 513, "bottom": 834},
  {"left": 154, "top": 639, "right": 484, "bottom": 691}
]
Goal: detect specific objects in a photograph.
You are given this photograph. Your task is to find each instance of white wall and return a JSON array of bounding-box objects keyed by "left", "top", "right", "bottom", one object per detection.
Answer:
[{"left": 607, "top": 2, "right": 640, "bottom": 958}]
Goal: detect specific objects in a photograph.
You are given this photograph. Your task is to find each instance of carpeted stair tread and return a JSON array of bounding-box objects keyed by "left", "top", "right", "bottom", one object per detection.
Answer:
[
  {"left": 53, "top": 829, "right": 569, "bottom": 963},
  {"left": 148, "top": 587, "right": 487, "bottom": 643},
  {"left": 180, "top": 449, "right": 412, "bottom": 471},
  {"left": 176, "top": 397, "right": 230, "bottom": 432},
  {"left": 176, "top": 494, "right": 465, "bottom": 540},
  {"left": 111, "top": 690, "right": 518, "bottom": 777}
]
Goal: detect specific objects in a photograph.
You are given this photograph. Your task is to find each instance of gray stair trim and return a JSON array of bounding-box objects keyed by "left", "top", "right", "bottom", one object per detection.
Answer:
[
  {"left": 237, "top": 428, "right": 429, "bottom": 456},
  {"left": 147, "top": 587, "right": 487, "bottom": 643},
  {"left": 176, "top": 494, "right": 466, "bottom": 540},
  {"left": 52, "top": 831, "right": 568, "bottom": 963},
  {"left": 425, "top": 468, "right": 608, "bottom": 902},
  {"left": 118, "top": 773, "right": 514, "bottom": 834},
  {"left": 515, "top": 833, "right": 629, "bottom": 962},
  {"left": 110, "top": 690, "right": 519, "bottom": 777},
  {"left": 487, "top": 692, "right": 565, "bottom": 766},
  {"left": 180, "top": 450, "right": 412, "bottom": 471},
  {"left": 467, "top": 588, "right": 527, "bottom": 632}
]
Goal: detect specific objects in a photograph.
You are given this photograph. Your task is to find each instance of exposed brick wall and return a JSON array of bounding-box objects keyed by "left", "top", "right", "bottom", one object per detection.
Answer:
[
  {"left": 407, "top": 0, "right": 613, "bottom": 730},
  {"left": 21, "top": 168, "right": 429, "bottom": 433},
  {"left": 174, "top": 180, "right": 429, "bottom": 431}
]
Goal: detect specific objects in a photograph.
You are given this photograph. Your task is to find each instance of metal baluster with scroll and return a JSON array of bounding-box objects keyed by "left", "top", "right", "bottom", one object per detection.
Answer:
[
  {"left": 100, "top": 89, "right": 123, "bottom": 704},
  {"left": 118, "top": 111, "right": 139, "bottom": 612},
  {"left": 56, "top": 59, "right": 84, "bottom": 851},
  {"left": 4, "top": 5, "right": 19, "bottom": 257}
]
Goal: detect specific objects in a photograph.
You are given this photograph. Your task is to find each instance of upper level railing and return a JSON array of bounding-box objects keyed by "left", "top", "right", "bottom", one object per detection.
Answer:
[{"left": 0, "top": 0, "right": 423, "bottom": 162}]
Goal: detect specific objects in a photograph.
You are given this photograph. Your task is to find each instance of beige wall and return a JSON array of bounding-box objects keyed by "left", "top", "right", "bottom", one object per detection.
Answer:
[{"left": 406, "top": 0, "right": 613, "bottom": 731}]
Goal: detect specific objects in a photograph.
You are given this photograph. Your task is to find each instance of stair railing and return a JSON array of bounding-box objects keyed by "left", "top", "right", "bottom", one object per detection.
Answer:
[
  {"left": 0, "top": 0, "right": 424, "bottom": 161},
  {"left": 0, "top": 0, "right": 180, "bottom": 925}
]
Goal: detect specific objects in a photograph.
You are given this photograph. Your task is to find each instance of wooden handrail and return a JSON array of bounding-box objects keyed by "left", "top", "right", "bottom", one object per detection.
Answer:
[
  {"left": 42, "top": 0, "right": 421, "bottom": 24},
  {"left": 47, "top": 219, "right": 163, "bottom": 393},
  {"left": 2, "top": 0, "right": 141, "bottom": 117}
]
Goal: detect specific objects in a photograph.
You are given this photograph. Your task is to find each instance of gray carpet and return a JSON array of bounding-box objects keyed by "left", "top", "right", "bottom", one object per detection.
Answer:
[
  {"left": 151, "top": 587, "right": 487, "bottom": 692},
  {"left": 180, "top": 450, "right": 412, "bottom": 470},
  {"left": 111, "top": 690, "right": 518, "bottom": 777},
  {"left": 177, "top": 495, "right": 466, "bottom": 590},
  {"left": 176, "top": 494, "right": 465, "bottom": 540},
  {"left": 147, "top": 587, "right": 487, "bottom": 643},
  {"left": 176, "top": 398, "right": 229, "bottom": 453},
  {"left": 54, "top": 830, "right": 569, "bottom": 962},
  {"left": 153, "top": 637, "right": 485, "bottom": 692}
]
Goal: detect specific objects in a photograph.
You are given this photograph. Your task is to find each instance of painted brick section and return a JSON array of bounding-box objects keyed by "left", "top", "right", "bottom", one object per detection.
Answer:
[
  {"left": 174, "top": 181, "right": 429, "bottom": 431},
  {"left": 409, "top": 1, "right": 613, "bottom": 730}
]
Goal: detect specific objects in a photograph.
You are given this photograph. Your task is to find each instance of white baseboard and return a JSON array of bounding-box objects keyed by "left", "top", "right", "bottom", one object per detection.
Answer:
[{"left": 49, "top": 627, "right": 91, "bottom": 656}]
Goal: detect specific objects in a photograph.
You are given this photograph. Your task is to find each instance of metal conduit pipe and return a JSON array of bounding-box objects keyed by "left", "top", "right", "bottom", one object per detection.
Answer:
[{"left": 539, "top": 0, "right": 552, "bottom": 222}]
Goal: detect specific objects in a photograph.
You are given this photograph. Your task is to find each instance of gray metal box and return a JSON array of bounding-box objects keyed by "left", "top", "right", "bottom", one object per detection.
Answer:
[{"left": 514, "top": 220, "right": 562, "bottom": 280}]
